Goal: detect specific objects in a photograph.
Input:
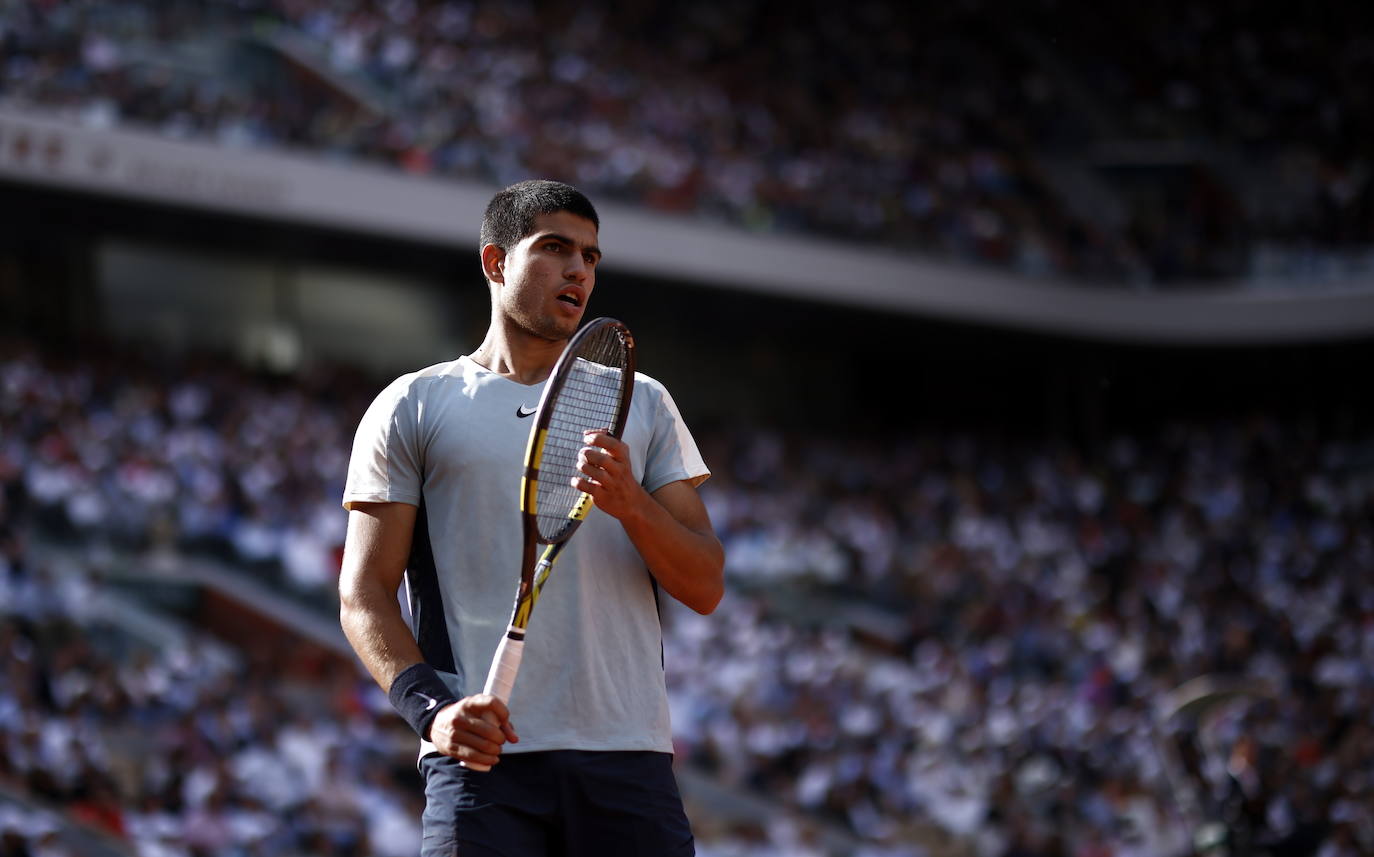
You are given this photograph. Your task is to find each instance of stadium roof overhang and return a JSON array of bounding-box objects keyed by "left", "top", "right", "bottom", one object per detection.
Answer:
[{"left": 2, "top": 104, "right": 1371, "bottom": 346}]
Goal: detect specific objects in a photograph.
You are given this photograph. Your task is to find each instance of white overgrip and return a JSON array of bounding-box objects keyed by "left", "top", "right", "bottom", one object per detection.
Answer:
[
  {"left": 484, "top": 632, "right": 524, "bottom": 702},
  {"left": 462, "top": 632, "right": 524, "bottom": 773}
]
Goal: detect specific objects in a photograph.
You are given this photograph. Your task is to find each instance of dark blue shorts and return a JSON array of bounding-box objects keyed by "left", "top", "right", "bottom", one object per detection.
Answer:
[{"left": 419, "top": 751, "right": 695, "bottom": 857}]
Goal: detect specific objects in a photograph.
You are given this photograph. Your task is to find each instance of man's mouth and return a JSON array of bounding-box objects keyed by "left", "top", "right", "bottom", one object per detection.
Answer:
[{"left": 556, "top": 288, "right": 583, "bottom": 307}]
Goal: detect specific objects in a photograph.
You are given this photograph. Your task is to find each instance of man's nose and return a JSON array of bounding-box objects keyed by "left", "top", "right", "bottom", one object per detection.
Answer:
[{"left": 564, "top": 256, "right": 590, "bottom": 281}]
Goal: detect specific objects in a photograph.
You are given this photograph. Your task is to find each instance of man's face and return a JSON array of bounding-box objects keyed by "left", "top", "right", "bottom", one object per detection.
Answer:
[{"left": 489, "top": 211, "right": 601, "bottom": 342}]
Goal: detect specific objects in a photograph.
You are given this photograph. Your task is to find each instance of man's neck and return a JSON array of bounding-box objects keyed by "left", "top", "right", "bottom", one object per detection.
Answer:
[{"left": 469, "top": 325, "right": 567, "bottom": 385}]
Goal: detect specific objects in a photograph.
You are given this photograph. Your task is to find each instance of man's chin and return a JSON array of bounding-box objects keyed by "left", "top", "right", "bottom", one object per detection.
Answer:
[
  {"left": 547, "top": 313, "right": 585, "bottom": 339},
  {"left": 520, "top": 316, "right": 579, "bottom": 344}
]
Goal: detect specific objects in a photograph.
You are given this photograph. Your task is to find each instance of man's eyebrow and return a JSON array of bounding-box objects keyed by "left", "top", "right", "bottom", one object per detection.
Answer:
[{"left": 538, "top": 232, "right": 601, "bottom": 259}]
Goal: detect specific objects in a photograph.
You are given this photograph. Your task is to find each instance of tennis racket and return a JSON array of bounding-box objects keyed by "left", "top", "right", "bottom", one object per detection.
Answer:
[{"left": 468, "top": 317, "right": 635, "bottom": 771}]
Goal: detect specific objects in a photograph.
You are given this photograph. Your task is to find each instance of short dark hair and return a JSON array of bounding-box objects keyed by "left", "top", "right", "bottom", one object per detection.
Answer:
[{"left": 479, "top": 179, "right": 600, "bottom": 253}]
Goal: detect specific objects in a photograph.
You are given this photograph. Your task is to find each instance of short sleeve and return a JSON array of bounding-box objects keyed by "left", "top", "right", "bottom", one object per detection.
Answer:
[
  {"left": 639, "top": 377, "right": 710, "bottom": 494},
  {"left": 342, "top": 375, "right": 424, "bottom": 509}
]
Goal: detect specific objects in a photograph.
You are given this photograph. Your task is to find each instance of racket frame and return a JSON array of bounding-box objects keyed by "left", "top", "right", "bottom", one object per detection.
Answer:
[{"left": 468, "top": 317, "right": 634, "bottom": 769}]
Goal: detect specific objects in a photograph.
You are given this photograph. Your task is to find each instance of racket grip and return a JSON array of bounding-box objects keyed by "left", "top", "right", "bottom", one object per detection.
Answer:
[
  {"left": 484, "top": 631, "right": 524, "bottom": 703},
  {"left": 463, "top": 633, "right": 524, "bottom": 773}
]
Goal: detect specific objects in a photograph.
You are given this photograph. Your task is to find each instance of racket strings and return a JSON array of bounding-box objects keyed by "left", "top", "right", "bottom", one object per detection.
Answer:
[{"left": 535, "top": 328, "right": 629, "bottom": 541}]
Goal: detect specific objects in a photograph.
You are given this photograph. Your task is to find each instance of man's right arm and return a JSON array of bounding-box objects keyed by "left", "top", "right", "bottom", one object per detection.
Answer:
[{"left": 339, "top": 501, "right": 517, "bottom": 766}]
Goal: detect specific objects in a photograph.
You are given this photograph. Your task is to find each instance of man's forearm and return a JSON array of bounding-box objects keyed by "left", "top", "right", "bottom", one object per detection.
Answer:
[
  {"left": 339, "top": 502, "right": 423, "bottom": 692},
  {"left": 621, "top": 483, "right": 724, "bottom": 615},
  {"left": 340, "top": 578, "right": 425, "bottom": 693},
  {"left": 573, "top": 435, "right": 724, "bottom": 613}
]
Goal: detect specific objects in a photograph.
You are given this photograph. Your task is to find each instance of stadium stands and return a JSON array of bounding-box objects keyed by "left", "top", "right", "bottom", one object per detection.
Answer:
[
  {"left": 2, "top": 0, "right": 1370, "bottom": 285},
  {"left": 0, "top": 535, "right": 427, "bottom": 857},
  {"left": 3, "top": 337, "right": 1371, "bottom": 856},
  {"left": 686, "top": 420, "right": 1374, "bottom": 855},
  {"left": 3, "top": 2, "right": 1373, "bottom": 853}
]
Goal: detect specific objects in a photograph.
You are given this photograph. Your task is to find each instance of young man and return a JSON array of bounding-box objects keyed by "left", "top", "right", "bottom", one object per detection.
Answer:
[{"left": 339, "top": 179, "right": 724, "bottom": 856}]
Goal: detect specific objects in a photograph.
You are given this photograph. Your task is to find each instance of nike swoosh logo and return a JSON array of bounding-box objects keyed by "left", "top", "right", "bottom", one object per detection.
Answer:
[{"left": 516, "top": 405, "right": 537, "bottom": 418}]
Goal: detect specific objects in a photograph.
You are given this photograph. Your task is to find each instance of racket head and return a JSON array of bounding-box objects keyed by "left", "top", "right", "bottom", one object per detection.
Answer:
[{"left": 521, "top": 317, "right": 635, "bottom": 545}]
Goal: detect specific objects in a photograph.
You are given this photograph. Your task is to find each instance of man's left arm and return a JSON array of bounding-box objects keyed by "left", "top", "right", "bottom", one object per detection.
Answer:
[{"left": 575, "top": 430, "right": 724, "bottom": 614}]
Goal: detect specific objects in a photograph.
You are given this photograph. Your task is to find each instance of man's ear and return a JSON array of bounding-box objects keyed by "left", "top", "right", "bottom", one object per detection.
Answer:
[{"left": 481, "top": 243, "right": 507, "bottom": 284}]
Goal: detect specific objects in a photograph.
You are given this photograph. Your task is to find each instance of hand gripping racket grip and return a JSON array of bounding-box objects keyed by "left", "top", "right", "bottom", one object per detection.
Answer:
[{"left": 463, "top": 632, "right": 524, "bottom": 772}]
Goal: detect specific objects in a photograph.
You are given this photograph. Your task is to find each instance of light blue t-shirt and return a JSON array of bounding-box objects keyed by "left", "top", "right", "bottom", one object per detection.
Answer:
[{"left": 344, "top": 355, "right": 708, "bottom": 756}]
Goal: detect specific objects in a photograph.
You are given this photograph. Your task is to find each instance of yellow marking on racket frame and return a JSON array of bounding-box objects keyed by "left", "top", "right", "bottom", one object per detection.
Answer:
[
  {"left": 570, "top": 492, "right": 595, "bottom": 521},
  {"left": 515, "top": 544, "right": 558, "bottom": 628},
  {"left": 512, "top": 493, "right": 597, "bottom": 629},
  {"left": 521, "top": 428, "right": 548, "bottom": 515}
]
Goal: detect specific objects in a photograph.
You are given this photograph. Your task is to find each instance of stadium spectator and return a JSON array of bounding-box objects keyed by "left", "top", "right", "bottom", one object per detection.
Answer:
[
  {"left": 3, "top": 338, "right": 1372, "bottom": 855},
  {"left": 0, "top": 552, "right": 426, "bottom": 856},
  {"left": 3, "top": 0, "right": 1369, "bottom": 284}
]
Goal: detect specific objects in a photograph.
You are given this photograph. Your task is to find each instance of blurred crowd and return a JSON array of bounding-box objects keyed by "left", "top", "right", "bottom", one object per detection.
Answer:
[
  {"left": 3, "top": 336, "right": 1372, "bottom": 857},
  {"left": 684, "top": 420, "right": 1374, "bottom": 856},
  {"left": 1018, "top": 3, "right": 1374, "bottom": 283},
  {"left": 0, "top": 337, "right": 424, "bottom": 851},
  {"left": 0, "top": 340, "right": 361, "bottom": 602},
  {"left": 0, "top": 538, "right": 426, "bottom": 857},
  {"left": 1, "top": 0, "right": 1371, "bottom": 284}
]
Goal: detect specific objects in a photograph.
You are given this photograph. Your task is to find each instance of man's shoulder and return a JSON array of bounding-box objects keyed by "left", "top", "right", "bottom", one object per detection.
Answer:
[
  {"left": 631, "top": 370, "right": 671, "bottom": 401},
  {"left": 373, "top": 357, "right": 470, "bottom": 401}
]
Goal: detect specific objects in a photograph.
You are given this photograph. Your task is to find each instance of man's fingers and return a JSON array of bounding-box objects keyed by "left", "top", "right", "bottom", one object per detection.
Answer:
[
  {"left": 458, "top": 718, "right": 506, "bottom": 750},
  {"left": 473, "top": 695, "right": 514, "bottom": 727},
  {"left": 451, "top": 726, "right": 505, "bottom": 761},
  {"left": 433, "top": 695, "right": 519, "bottom": 763},
  {"left": 465, "top": 703, "right": 512, "bottom": 743},
  {"left": 471, "top": 695, "right": 519, "bottom": 744},
  {"left": 577, "top": 446, "right": 615, "bottom": 472},
  {"left": 583, "top": 430, "right": 626, "bottom": 456},
  {"left": 458, "top": 747, "right": 503, "bottom": 769}
]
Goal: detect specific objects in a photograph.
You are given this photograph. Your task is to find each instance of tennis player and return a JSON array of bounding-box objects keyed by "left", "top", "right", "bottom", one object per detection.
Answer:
[{"left": 339, "top": 179, "right": 724, "bottom": 855}]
